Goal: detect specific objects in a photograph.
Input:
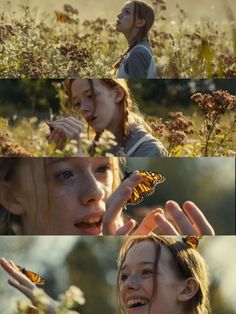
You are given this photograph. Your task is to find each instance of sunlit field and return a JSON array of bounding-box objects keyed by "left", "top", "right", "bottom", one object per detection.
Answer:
[
  {"left": 0, "top": 1, "right": 235, "bottom": 78},
  {"left": 0, "top": 82, "right": 235, "bottom": 157}
]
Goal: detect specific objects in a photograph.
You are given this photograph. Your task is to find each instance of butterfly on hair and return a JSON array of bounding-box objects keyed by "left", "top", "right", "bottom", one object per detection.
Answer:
[
  {"left": 55, "top": 11, "right": 70, "bottom": 23},
  {"left": 182, "top": 235, "right": 202, "bottom": 249},
  {"left": 123, "top": 170, "right": 166, "bottom": 207},
  {"left": 17, "top": 265, "right": 45, "bottom": 285}
]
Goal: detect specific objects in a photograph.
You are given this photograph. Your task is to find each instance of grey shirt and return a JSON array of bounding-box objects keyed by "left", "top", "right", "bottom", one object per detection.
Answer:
[
  {"left": 108, "top": 127, "right": 166, "bottom": 157},
  {"left": 116, "top": 40, "right": 157, "bottom": 79}
]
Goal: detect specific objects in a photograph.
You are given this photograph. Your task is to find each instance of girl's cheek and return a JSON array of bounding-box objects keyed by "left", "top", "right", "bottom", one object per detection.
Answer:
[
  {"left": 104, "top": 173, "right": 114, "bottom": 199},
  {"left": 103, "top": 184, "right": 113, "bottom": 200}
]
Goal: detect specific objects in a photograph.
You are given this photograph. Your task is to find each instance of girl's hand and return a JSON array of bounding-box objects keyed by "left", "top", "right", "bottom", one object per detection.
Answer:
[
  {"left": 104, "top": 171, "right": 214, "bottom": 236},
  {"left": 133, "top": 200, "right": 215, "bottom": 235},
  {"left": 103, "top": 171, "right": 143, "bottom": 235},
  {"left": 0, "top": 258, "right": 57, "bottom": 314},
  {"left": 46, "top": 116, "right": 84, "bottom": 150}
]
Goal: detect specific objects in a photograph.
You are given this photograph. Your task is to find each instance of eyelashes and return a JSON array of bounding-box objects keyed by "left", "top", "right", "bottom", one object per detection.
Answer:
[
  {"left": 55, "top": 169, "right": 74, "bottom": 181},
  {"left": 54, "top": 163, "right": 111, "bottom": 182}
]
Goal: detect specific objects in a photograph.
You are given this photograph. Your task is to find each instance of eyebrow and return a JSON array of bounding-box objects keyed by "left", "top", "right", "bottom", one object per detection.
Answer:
[
  {"left": 47, "top": 157, "right": 74, "bottom": 165},
  {"left": 72, "top": 88, "right": 91, "bottom": 103},
  {"left": 121, "top": 262, "right": 154, "bottom": 270}
]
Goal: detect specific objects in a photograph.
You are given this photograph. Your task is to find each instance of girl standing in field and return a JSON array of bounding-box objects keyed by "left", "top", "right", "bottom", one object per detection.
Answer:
[
  {"left": 114, "top": 1, "right": 157, "bottom": 78},
  {"left": 47, "top": 79, "right": 166, "bottom": 157},
  {"left": 0, "top": 157, "right": 214, "bottom": 235},
  {"left": 0, "top": 235, "right": 211, "bottom": 314}
]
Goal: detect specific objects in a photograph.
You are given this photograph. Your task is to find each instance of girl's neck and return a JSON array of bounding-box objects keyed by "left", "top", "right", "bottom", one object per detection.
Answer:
[
  {"left": 107, "top": 125, "right": 124, "bottom": 144},
  {"left": 128, "top": 35, "right": 147, "bottom": 48}
]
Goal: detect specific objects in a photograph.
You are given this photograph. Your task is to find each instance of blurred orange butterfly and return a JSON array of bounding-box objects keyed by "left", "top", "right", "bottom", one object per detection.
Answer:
[
  {"left": 182, "top": 236, "right": 201, "bottom": 249},
  {"left": 123, "top": 170, "right": 166, "bottom": 206},
  {"left": 17, "top": 265, "right": 45, "bottom": 285},
  {"left": 55, "top": 11, "right": 70, "bottom": 23}
]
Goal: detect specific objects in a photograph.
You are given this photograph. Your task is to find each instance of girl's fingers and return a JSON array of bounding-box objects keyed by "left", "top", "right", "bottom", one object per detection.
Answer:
[
  {"left": 50, "top": 116, "right": 83, "bottom": 128},
  {"left": 106, "top": 171, "right": 142, "bottom": 210},
  {"left": 1, "top": 258, "right": 35, "bottom": 289},
  {"left": 8, "top": 279, "right": 36, "bottom": 302},
  {"left": 182, "top": 201, "right": 215, "bottom": 235},
  {"left": 133, "top": 208, "right": 169, "bottom": 235},
  {"left": 104, "top": 172, "right": 142, "bottom": 234},
  {"left": 164, "top": 201, "right": 196, "bottom": 235},
  {"left": 48, "top": 129, "right": 66, "bottom": 149},
  {"left": 50, "top": 118, "right": 83, "bottom": 138},
  {"left": 153, "top": 213, "right": 179, "bottom": 235},
  {"left": 115, "top": 219, "right": 137, "bottom": 235}
]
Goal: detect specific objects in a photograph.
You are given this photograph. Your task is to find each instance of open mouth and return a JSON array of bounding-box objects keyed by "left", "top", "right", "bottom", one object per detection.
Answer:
[
  {"left": 74, "top": 215, "right": 103, "bottom": 235},
  {"left": 127, "top": 298, "right": 149, "bottom": 309},
  {"left": 86, "top": 116, "right": 96, "bottom": 123}
]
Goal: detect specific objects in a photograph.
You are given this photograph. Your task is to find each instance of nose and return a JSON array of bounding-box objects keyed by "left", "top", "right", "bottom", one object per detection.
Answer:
[
  {"left": 122, "top": 274, "right": 140, "bottom": 290},
  {"left": 80, "top": 99, "right": 92, "bottom": 116},
  {"left": 117, "top": 12, "right": 122, "bottom": 19},
  {"left": 80, "top": 173, "right": 105, "bottom": 205}
]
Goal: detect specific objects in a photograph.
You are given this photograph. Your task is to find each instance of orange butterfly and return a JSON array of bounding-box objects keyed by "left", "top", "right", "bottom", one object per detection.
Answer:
[
  {"left": 182, "top": 236, "right": 202, "bottom": 249},
  {"left": 55, "top": 11, "right": 70, "bottom": 23},
  {"left": 17, "top": 265, "right": 45, "bottom": 285},
  {"left": 123, "top": 170, "right": 166, "bottom": 206}
]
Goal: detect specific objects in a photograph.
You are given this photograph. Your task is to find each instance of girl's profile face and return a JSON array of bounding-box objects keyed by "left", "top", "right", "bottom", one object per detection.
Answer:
[
  {"left": 116, "top": 2, "right": 135, "bottom": 35},
  {"left": 119, "top": 240, "right": 186, "bottom": 314},
  {"left": 71, "top": 79, "right": 121, "bottom": 133},
  {"left": 13, "top": 158, "right": 114, "bottom": 235}
]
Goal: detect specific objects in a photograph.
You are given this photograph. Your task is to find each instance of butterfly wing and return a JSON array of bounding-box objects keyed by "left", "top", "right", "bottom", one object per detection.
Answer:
[
  {"left": 17, "top": 265, "right": 45, "bottom": 285},
  {"left": 182, "top": 236, "right": 201, "bottom": 249},
  {"left": 55, "top": 11, "right": 70, "bottom": 23},
  {"left": 124, "top": 170, "right": 165, "bottom": 206}
]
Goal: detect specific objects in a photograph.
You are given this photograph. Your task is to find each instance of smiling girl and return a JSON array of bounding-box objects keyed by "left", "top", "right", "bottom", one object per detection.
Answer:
[
  {"left": 117, "top": 235, "right": 210, "bottom": 314},
  {"left": 0, "top": 235, "right": 211, "bottom": 314},
  {"left": 0, "top": 157, "right": 214, "bottom": 235},
  {"left": 114, "top": 1, "right": 157, "bottom": 78},
  {"left": 47, "top": 79, "right": 166, "bottom": 157}
]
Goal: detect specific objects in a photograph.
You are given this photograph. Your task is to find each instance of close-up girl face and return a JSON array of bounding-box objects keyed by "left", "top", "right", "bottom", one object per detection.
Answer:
[
  {"left": 71, "top": 79, "right": 123, "bottom": 133},
  {"left": 116, "top": 2, "right": 136, "bottom": 35},
  {"left": 119, "top": 240, "right": 190, "bottom": 314},
  {"left": 4, "top": 157, "right": 116, "bottom": 235}
]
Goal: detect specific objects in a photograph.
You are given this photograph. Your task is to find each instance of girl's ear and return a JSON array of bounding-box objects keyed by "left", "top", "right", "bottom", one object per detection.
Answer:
[
  {"left": 178, "top": 277, "right": 199, "bottom": 302},
  {"left": 0, "top": 182, "right": 24, "bottom": 215},
  {"left": 136, "top": 18, "right": 146, "bottom": 28},
  {"left": 114, "top": 86, "right": 125, "bottom": 103}
]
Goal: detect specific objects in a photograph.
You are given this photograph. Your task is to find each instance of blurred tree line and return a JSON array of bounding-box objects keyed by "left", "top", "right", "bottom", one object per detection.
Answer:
[
  {"left": 0, "top": 79, "right": 236, "bottom": 119},
  {"left": 125, "top": 158, "right": 235, "bottom": 235}
]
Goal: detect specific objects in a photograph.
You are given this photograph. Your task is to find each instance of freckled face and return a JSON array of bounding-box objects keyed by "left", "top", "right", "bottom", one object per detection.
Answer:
[
  {"left": 71, "top": 79, "right": 121, "bottom": 133},
  {"left": 15, "top": 158, "right": 114, "bottom": 235},
  {"left": 119, "top": 241, "right": 185, "bottom": 314}
]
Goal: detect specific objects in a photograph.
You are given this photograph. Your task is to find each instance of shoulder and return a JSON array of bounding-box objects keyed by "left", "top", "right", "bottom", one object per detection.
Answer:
[
  {"left": 125, "top": 127, "right": 166, "bottom": 157},
  {"left": 129, "top": 44, "right": 152, "bottom": 61}
]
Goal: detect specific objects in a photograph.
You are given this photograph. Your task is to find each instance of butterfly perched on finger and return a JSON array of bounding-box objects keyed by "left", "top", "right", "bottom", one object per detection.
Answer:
[
  {"left": 182, "top": 235, "right": 202, "bottom": 249},
  {"left": 17, "top": 265, "right": 45, "bottom": 285},
  {"left": 55, "top": 11, "right": 70, "bottom": 23},
  {"left": 123, "top": 170, "right": 166, "bottom": 207}
]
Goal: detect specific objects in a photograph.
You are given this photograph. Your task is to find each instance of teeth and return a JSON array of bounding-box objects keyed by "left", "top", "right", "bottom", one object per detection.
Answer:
[
  {"left": 82, "top": 217, "right": 101, "bottom": 224},
  {"left": 127, "top": 299, "right": 148, "bottom": 307}
]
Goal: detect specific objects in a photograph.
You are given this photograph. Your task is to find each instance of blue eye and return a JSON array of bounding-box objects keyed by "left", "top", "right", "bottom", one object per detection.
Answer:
[
  {"left": 96, "top": 164, "right": 111, "bottom": 173},
  {"left": 56, "top": 170, "right": 74, "bottom": 180}
]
